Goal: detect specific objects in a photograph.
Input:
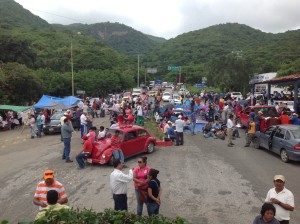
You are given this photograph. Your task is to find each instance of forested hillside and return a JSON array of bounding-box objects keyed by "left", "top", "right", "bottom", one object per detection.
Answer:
[
  {"left": 144, "top": 23, "right": 300, "bottom": 93},
  {"left": 55, "top": 22, "right": 166, "bottom": 55},
  {"left": 1, "top": 0, "right": 300, "bottom": 104},
  {"left": 0, "top": 0, "right": 137, "bottom": 104}
]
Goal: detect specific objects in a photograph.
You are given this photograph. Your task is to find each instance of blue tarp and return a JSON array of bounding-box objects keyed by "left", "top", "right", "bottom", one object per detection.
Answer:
[{"left": 34, "top": 95, "right": 82, "bottom": 109}]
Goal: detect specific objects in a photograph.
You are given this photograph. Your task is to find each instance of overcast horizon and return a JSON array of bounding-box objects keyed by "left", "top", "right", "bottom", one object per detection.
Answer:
[{"left": 14, "top": 0, "right": 300, "bottom": 39}]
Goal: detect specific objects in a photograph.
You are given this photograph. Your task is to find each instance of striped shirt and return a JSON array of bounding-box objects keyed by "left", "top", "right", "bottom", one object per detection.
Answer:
[{"left": 34, "top": 180, "right": 67, "bottom": 210}]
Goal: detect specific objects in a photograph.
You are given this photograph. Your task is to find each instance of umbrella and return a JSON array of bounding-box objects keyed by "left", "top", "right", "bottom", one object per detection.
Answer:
[{"left": 237, "top": 100, "right": 248, "bottom": 106}]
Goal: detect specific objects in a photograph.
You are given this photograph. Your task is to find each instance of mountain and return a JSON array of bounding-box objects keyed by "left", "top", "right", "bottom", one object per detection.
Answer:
[
  {"left": 53, "top": 22, "right": 166, "bottom": 55},
  {"left": 145, "top": 23, "right": 300, "bottom": 73},
  {"left": 0, "top": 0, "right": 49, "bottom": 29}
]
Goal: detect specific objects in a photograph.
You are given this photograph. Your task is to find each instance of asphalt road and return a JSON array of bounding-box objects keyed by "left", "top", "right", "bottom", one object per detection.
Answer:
[{"left": 0, "top": 118, "right": 299, "bottom": 224}]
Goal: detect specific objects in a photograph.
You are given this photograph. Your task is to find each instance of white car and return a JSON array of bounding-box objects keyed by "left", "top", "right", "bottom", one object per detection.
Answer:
[
  {"left": 231, "top": 92, "right": 243, "bottom": 100},
  {"left": 169, "top": 94, "right": 181, "bottom": 104},
  {"left": 162, "top": 92, "right": 171, "bottom": 102}
]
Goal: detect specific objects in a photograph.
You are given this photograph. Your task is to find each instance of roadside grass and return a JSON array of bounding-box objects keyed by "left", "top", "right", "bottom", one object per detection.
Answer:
[{"left": 145, "top": 117, "right": 164, "bottom": 140}]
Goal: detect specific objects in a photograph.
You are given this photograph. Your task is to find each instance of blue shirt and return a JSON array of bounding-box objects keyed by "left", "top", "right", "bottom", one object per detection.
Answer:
[
  {"left": 291, "top": 117, "right": 300, "bottom": 125},
  {"left": 167, "top": 127, "right": 175, "bottom": 137},
  {"left": 36, "top": 115, "right": 42, "bottom": 126}
]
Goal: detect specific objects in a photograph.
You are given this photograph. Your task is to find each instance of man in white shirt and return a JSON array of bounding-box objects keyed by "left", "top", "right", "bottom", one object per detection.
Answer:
[
  {"left": 175, "top": 115, "right": 185, "bottom": 146},
  {"left": 136, "top": 102, "right": 144, "bottom": 126},
  {"left": 110, "top": 158, "right": 133, "bottom": 211},
  {"left": 265, "top": 175, "right": 294, "bottom": 224},
  {"left": 97, "top": 126, "right": 106, "bottom": 140},
  {"left": 80, "top": 112, "right": 87, "bottom": 138},
  {"left": 226, "top": 114, "right": 235, "bottom": 147}
]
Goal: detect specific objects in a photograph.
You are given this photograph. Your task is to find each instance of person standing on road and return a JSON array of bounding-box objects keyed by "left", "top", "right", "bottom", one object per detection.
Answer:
[
  {"left": 175, "top": 115, "right": 185, "bottom": 146},
  {"left": 61, "top": 118, "right": 74, "bottom": 162},
  {"left": 245, "top": 117, "right": 256, "bottom": 147},
  {"left": 227, "top": 114, "right": 235, "bottom": 147},
  {"left": 36, "top": 112, "right": 43, "bottom": 138},
  {"left": 111, "top": 130, "right": 125, "bottom": 165},
  {"left": 76, "top": 135, "right": 93, "bottom": 169},
  {"left": 136, "top": 102, "right": 144, "bottom": 126},
  {"left": 110, "top": 158, "right": 133, "bottom": 211},
  {"left": 33, "top": 170, "right": 68, "bottom": 210},
  {"left": 190, "top": 111, "right": 197, "bottom": 135},
  {"left": 147, "top": 169, "right": 162, "bottom": 216},
  {"left": 80, "top": 112, "right": 88, "bottom": 138},
  {"left": 265, "top": 175, "right": 294, "bottom": 224},
  {"left": 133, "top": 156, "right": 151, "bottom": 216},
  {"left": 29, "top": 114, "right": 36, "bottom": 139},
  {"left": 252, "top": 202, "right": 279, "bottom": 224}
]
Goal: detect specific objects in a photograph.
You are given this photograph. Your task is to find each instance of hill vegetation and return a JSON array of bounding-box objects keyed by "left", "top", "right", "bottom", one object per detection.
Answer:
[
  {"left": 56, "top": 22, "right": 166, "bottom": 55},
  {"left": 1, "top": 0, "right": 300, "bottom": 104}
]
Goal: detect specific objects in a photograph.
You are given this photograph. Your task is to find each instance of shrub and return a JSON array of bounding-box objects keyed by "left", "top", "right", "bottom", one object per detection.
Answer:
[{"left": 2, "top": 208, "right": 189, "bottom": 224}]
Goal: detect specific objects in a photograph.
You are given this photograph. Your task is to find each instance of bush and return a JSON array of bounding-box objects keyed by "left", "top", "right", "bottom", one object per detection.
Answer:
[{"left": 2, "top": 208, "right": 189, "bottom": 224}]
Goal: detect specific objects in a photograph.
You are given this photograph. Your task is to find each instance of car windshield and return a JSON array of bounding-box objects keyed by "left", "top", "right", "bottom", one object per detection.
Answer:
[
  {"left": 290, "top": 129, "right": 300, "bottom": 139},
  {"left": 51, "top": 112, "right": 64, "bottom": 120},
  {"left": 232, "top": 92, "right": 241, "bottom": 95},
  {"left": 254, "top": 108, "right": 277, "bottom": 117},
  {"left": 107, "top": 129, "right": 124, "bottom": 140}
]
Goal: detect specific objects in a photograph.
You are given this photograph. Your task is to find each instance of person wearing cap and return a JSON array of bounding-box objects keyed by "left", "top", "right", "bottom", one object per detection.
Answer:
[
  {"left": 226, "top": 114, "right": 236, "bottom": 147},
  {"left": 33, "top": 170, "right": 68, "bottom": 210},
  {"left": 265, "top": 175, "right": 294, "bottom": 224},
  {"left": 76, "top": 135, "right": 93, "bottom": 169},
  {"left": 290, "top": 113, "right": 300, "bottom": 125},
  {"left": 80, "top": 112, "right": 88, "bottom": 138},
  {"left": 35, "top": 190, "right": 70, "bottom": 220},
  {"left": 175, "top": 115, "right": 185, "bottom": 146},
  {"left": 61, "top": 118, "right": 74, "bottom": 162}
]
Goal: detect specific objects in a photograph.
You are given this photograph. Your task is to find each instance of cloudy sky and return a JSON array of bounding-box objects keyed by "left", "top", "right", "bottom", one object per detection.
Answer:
[{"left": 15, "top": 0, "right": 300, "bottom": 39}]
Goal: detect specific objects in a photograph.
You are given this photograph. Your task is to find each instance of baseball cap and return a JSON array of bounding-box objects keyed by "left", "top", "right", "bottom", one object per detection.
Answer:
[
  {"left": 82, "top": 135, "right": 88, "bottom": 140},
  {"left": 44, "top": 170, "right": 54, "bottom": 180},
  {"left": 258, "top": 111, "right": 263, "bottom": 114},
  {"left": 293, "top": 113, "right": 298, "bottom": 116},
  {"left": 274, "top": 175, "right": 285, "bottom": 182},
  {"left": 167, "top": 121, "right": 172, "bottom": 124},
  {"left": 178, "top": 115, "right": 182, "bottom": 119}
]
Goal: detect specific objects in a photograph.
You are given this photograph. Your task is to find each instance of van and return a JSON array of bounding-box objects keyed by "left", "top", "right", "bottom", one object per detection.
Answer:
[{"left": 132, "top": 88, "right": 142, "bottom": 97}]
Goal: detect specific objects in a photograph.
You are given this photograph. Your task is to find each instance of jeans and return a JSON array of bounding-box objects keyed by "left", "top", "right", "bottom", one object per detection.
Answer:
[
  {"left": 63, "top": 138, "right": 71, "bottom": 160},
  {"left": 279, "top": 221, "right": 289, "bottom": 224},
  {"left": 113, "top": 150, "right": 125, "bottom": 164},
  {"left": 204, "top": 132, "right": 217, "bottom": 138},
  {"left": 147, "top": 202, "right": 160, "bottom": 216},
  {"left": 176, "top": 132, "right": 184, "bottom": 145},
  {"left": 37, "top": 124, "right": 42, "bottom": 137},
  {"left": 76, "top": 152, "right": 91, "bottom": 168},
  {"left": 113, "top": 194, "right": 127, "bottom": 211},
  {"left": 135, "top": 189, "right": 144, "bottom": 216},
  {"left": 80, "top": 124, "right": 86, "bottom": 137},
  {"left": 191, "top": 122, "right": 196, "bottom": 134},
  {"left": 30, "top": 126, "right": 35, "bottom": 137}
]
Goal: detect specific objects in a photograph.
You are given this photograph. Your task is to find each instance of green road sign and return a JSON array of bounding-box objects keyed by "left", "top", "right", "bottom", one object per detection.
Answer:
[{"left": 167, "top": 66, "right": 180, "bottom": 71}]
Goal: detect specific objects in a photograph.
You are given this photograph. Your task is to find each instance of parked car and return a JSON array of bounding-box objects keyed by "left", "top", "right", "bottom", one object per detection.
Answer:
[
  {"left": 253, "top": 125, "right": 300, "bottom": 162},
  {"left": 147, "top": 90, "right": 157, "bottom": 97},
  {"left": 231, "top": 92, "right": 243, "bottom": 100},
  {"left": 87, "top": 125, "right": 156, "bottom": 165},
  {"left": 169, "top": 93, "right": 181, "bottom": 104},
  {"left": 162, "top": 92, "right": 172, "bottom": 102},
  {"left": 43, "top": 111, "right": 80, "bottom": 134},
  {"left": 236, "top": 106, "right": 279, "bottom": 131}
]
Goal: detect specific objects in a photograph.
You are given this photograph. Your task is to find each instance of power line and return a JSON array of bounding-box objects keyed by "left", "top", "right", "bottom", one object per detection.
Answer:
[{"left": 28, "top": 8, "right": 85, "bottom": 23}]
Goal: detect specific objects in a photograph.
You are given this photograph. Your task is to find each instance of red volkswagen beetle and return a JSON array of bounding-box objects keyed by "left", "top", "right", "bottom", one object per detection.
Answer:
[{"left": 87, "top": 125, "right": 156, "bottom": 165}]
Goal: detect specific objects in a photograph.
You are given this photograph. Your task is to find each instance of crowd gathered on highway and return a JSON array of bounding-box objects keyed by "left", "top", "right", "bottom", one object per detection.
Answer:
[{"left": 0, "top": 81, "right": 298, "bottom": 223}]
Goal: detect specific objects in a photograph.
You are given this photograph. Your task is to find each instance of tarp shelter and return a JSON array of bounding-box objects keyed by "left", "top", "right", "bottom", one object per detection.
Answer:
[
  {"left": 0, "top": 105, "right": 32, "bottom": 113},
  {"left": 34, "top": 95, "right": 82, "bottom": 109}
]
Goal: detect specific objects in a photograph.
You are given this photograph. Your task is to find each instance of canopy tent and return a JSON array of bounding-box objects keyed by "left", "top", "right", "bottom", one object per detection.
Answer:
[
  {"left": 0, "top": 105, "right": 32, "bottom": 113},
  {"left": 34, "top": 95, "right": 82, "bottom": 109}
]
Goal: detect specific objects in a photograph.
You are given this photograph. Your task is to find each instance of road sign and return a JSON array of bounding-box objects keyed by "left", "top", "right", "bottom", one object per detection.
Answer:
[
  {"left": 168, "top": 66, "right": 180, "bottom": 71},
  {"left": 76, "top": 90, "right": 85, "bottom": 94},
  {"left": 195, "top": 83, "right": 206, "bottom": 88},
  {"left": 146, "top": 68, "right": 157, "bottom": 73}
]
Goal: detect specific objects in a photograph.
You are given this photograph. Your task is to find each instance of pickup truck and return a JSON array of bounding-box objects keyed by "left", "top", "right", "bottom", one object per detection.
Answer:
[{"left": 236, "top": 105, "right": 279, "bottom": 131}]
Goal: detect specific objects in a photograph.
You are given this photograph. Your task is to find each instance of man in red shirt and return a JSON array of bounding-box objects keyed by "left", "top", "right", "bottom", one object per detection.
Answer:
[
  {"left": 76, "top": 135, "right": 93, "bottom": 169},
  {"left": 278, "top": 111, "right": 290, "bottom": 124},
  {"left": 111, "top": 130, "right": 125, "bottom": 165}
]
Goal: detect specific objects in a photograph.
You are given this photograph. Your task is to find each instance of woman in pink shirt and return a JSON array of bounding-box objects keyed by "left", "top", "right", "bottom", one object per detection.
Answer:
[{"left": 133, "top": 156, "right": 151, "bottom": 216}]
